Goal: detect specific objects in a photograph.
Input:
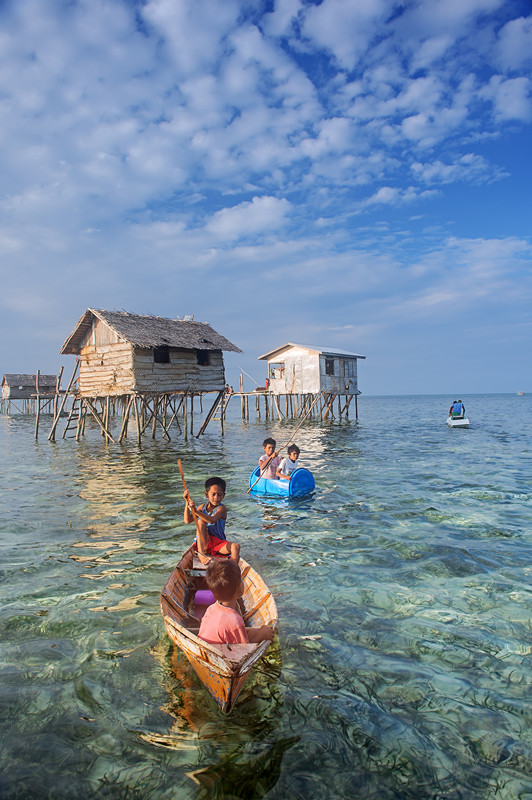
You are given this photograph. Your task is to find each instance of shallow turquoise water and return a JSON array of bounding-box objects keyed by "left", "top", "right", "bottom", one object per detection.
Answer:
[{"left": 0, "top": 394, "right": 531, "bottom": 799}]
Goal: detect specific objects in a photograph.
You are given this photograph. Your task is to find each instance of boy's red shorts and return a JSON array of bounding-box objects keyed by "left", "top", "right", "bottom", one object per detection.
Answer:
[{"left": 194, "top": 535, "right": 228, "bottom": 555}]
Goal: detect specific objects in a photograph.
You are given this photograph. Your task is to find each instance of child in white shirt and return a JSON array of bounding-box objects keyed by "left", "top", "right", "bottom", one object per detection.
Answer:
[{"left": 276, "top": 444, "right": 300, "bottom": 481}]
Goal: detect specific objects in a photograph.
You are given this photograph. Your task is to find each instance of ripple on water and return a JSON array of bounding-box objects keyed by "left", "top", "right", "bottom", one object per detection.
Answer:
[{"left": 1, "top": 397, "right": 532, "bottom": 799}]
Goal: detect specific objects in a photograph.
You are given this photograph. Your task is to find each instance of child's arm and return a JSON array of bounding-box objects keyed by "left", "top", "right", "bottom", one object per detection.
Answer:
[
  {"left": 246, "top": 624, "right": 275, "bottom": 643},
  {"left": 194, "top": 503, "right": 226, "bottom": 524},
  {"left": 259, "top": 452, "right": 279, "bottom": 468},
  {"left": 276, "top": 461, "right": 291, "bottom": 481},
  {"left": 183, "top": 490, "right": 195, "bottom": 523}
]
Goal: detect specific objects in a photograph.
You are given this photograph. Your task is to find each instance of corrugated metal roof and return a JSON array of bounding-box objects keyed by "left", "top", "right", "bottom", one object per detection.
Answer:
[
  {"left": 60, "top": 309, "right": 242, "bottom": 355},
  {"left": 258, "top": 342, "right": 365, "bottom": 360}
]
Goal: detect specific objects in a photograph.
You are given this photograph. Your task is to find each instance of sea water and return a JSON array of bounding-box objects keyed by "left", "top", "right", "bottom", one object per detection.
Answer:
[{"left": 0, "top": 394, "right": 530, "bottom": 800}]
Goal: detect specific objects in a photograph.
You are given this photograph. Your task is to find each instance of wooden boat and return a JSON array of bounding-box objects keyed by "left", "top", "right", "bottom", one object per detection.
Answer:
[
  {"left": 160, "top": 546, "right": 278, "bottom": 713},
  {"left": 446, "top": 416, "right": 470, "bottom": 428},
  {"left": 248, "top": 467, "right": 315, "bottom": 498}
]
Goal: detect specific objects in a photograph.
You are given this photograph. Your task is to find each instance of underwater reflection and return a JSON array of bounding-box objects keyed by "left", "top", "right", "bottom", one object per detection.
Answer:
[
  {"left": 75, "top": 447, "right": 153, "bottom": 538},
  {"left": 186, "top": 734, "right": 300, "bottom": 800},
  {"left": 144, "top": 640, "right": 292, "bottom": 798}
]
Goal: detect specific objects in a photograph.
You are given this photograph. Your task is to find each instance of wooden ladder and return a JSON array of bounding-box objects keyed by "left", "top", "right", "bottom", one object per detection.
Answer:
[{"left": 62, "top": 397, "right": 83, "bottom": 439}]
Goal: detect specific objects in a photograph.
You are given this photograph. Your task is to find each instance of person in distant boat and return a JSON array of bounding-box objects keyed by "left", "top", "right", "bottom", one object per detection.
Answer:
[
  {"left": 276, "top": 444, "right": 300, "bottom": 481},
  {"left": 183, "top": 477, "right": 240, "bottom": 563},
  {"left": 259, "top": 437, "right": 281, "bottom": 479},
  {"left": 450, "top": 400, "right": 465, "bottom": 418},
  {"left": 198, "top": 559, "right": 274, "bottom": 645}
]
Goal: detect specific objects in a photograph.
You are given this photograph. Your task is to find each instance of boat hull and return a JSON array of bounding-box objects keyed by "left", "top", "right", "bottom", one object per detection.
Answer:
[
  {"left": 446, "top": 416, "right": 470, "bottom": 428},
  {"left": 160, "top": 548, "right": 277, "bottom": 713},
  {"left": 248, "top": 467, "right": 315, "bottom": 498}
]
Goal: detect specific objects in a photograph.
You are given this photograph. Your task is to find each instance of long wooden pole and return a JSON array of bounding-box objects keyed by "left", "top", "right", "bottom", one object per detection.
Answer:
[
  {"left": 177, "top": 459, "right": 208, "bottom": 564},
  {"left": 247, "top": 390, "right": 325, "bottom": 493},
  {"left": 34, "top": 370, "right": 41, "bottom": 439}
]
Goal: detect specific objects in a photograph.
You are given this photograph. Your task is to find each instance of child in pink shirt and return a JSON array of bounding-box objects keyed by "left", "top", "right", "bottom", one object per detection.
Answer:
[
  {"left": 259, "top": 437, "right": 281, "bottom": 479},
  {"left": 198, "top": 559, "right": 275, "bottom": 645}
]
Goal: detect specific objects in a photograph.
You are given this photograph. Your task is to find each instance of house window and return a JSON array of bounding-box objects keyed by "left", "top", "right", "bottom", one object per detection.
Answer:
[
  {"left": 325, "top": 358, "right": 335, "bottom": 375},
  {"left": 197, "top": 349, "right": 210, "bottom": 366},
  {"left": 154, "top": 346, "right": 170, "bottom": 364},
  {"left": 269, "top": 362, "right": 285, "bottom": 380}
]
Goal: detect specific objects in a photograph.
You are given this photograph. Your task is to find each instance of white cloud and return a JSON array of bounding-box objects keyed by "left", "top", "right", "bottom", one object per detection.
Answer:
[
  {"left": 411, "top": 153, "right": 507, "bottom": 184},
  {"left": 0, "top": 0, "right": 531, "bottom": 392},
  {"left": 302, "top": 0, "right": 390, "bottom": 71},
  {"left": 142, "top": 0, "right": 241, "bottom": 78},
  {"left": 481, "top": 76, "right": 532, "bottom": 121},
  {"left": 496, "top": 16, "right": 532, "bottom": 71},
  {"left": 206, "top": 196, "right": 291, "bottom": 240},
  {"left": 363, "top": 186, "right": 437, "bottom": 207}
]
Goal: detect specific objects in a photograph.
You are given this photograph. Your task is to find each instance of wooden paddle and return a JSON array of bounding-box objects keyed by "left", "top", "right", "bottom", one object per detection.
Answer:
[
  {"left": 247, "top": 390, "right": 325, "bottom": 493},
  {"left": 177, "top": 459, "right": 210, "bottom": 564}
]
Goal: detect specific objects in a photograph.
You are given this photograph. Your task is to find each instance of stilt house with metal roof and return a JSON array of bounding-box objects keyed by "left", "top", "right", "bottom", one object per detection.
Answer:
[{"left": 253, "top": 343, "right": 365, "bottom": 421}]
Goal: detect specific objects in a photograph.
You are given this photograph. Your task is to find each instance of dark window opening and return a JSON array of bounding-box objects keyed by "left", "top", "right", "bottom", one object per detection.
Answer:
[
  {"left": 325, "top": 358, "right": 335, "bottom": 376},
  {"left": 197, "top": 349, "right": 210, "bottom": 366},
  {"left": 154, "top": 346, "right": 170, "bottom": 364}
]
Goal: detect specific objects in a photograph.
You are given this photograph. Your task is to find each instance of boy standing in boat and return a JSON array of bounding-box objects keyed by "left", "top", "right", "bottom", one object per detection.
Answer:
[
  {"left": 259, "top": 437, "right": 281, "bottom": 479},
  {"left": 183, "top": 477, "right": 240, "bottom": 563},
  {"left": 198, "top": 559, "right": 274, "bottom": 644},
  {"left": 276, "top": 444, "right": 300, "bottom": 481}
]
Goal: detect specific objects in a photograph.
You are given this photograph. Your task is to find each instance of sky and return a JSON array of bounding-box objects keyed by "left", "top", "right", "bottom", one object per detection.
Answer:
[{"left": 1, "top": 0, "right": 531, "bottom": 395}]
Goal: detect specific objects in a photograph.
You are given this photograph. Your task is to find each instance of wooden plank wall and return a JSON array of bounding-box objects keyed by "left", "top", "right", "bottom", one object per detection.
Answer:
[
  {"left": 78, "top": 342, "right": 135, "bottom": 396},
  {"left": 133, "top": 348, "right": 225, "bottom": 393},
  {"left": 77, "top": 343, "right": 226, "bottom": 396}
]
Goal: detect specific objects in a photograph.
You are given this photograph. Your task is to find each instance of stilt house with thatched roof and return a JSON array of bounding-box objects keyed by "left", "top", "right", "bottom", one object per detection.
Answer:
[
  {"left": 60, "top": 309, "right": 241, "bottom": 396},
  {"left": 2, "top": 373, "right": 58, "bottom": 400}
]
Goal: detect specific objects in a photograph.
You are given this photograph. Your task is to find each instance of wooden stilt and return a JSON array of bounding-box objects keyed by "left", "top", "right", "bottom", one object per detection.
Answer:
[
  {"left": 322, "top": 392, "right": 337, "bottom": 420},
  {"left": 34, "top": 371, "right": 41, "bottom": 438},
  {"left": 118, "top": 395, "right": 134, "bottom": 444},
  {"left": 133, "top": 395, "right": 142, "bottom": 444},
  {"left": 48, "top": 361, "right": 80, "bottom": 441},
  {"left": 152, "top": 396, "right": 158, "bottom": 439},
  {"left": 196, "top": 389, "right": 224, "bottom": 437},
  {"left": 85, "top": 397, "right": 115, "bottom": 442}
]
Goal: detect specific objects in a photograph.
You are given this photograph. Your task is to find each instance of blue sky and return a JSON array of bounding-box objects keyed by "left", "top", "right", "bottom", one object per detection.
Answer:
[{"left": 1, "top": 0, "right": 531, "bottom": 395}]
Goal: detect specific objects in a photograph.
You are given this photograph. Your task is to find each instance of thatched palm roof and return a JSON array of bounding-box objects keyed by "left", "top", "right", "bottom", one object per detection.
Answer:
[
  {"left": 2, "top": 374, "right": 58, "bottom": 388},
  {"left": 61, "top": 309, "right": 241, "bottom": 355}
]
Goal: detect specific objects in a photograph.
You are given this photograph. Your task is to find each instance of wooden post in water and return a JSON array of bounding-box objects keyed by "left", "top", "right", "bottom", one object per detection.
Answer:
[{"left": 34, "top": 371, "right": 41, "bottom": 438}]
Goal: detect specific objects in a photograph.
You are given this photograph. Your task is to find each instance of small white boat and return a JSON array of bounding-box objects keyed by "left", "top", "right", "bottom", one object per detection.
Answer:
[{"left": 446, "top": 416, "right": 470, "bottom": 428}]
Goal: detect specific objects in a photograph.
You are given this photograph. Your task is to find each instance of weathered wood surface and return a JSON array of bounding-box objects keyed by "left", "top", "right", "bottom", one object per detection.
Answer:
[{"left": 160, "top": 548, "right": 277, "bottom": 713}]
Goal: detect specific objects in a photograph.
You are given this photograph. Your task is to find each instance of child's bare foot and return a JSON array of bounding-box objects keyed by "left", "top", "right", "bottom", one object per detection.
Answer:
[{"left": 197, "top": 552, "right": 212, "bottom": 566}]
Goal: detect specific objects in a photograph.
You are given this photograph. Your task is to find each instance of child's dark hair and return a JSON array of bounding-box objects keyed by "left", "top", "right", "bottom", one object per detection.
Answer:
[
  {"left": 288, "top": 444, "right": 300, "bottom": 457},
  {"left": 205, "top": 559, "right": 241, "bottom": 602},
  {"left": 205, "top": 476, "right": 226, "bottom": 493},
  {"left": 263, "top": 437, "right": 276, "bottom": 448}
]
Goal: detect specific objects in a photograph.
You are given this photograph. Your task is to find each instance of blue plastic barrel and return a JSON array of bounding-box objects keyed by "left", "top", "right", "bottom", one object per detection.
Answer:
[{"left": 248, "top": 467, "right": 315, "bottom": 498}]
